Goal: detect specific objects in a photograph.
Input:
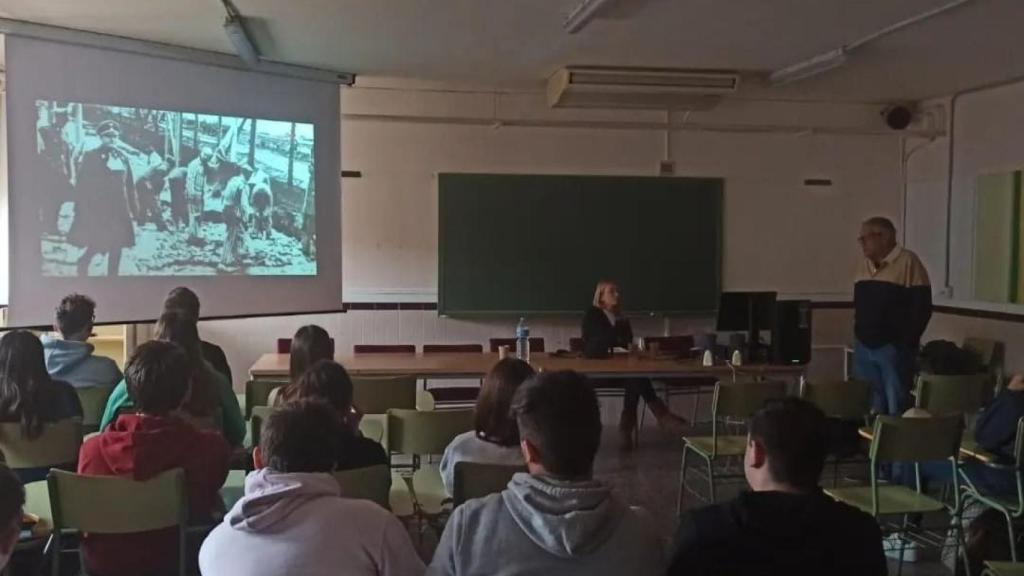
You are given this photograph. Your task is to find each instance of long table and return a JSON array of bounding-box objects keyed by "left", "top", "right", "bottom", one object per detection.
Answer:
[{"left": 249, "top": 352, "right": 806, "bottom": 382}]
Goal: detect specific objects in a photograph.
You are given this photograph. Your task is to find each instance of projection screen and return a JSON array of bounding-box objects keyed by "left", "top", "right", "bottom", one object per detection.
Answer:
[{"left": 5, "top": 34, "right": 342, "bottom": 326}]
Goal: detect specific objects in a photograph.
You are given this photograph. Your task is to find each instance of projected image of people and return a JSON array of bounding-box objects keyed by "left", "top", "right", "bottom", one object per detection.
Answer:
[{"left": 35, "top": 101, "right": 317, "bottom": 276}]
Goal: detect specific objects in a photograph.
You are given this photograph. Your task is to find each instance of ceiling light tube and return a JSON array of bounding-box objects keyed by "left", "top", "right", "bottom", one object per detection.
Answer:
[
  {"left": 224, "top": 15, "right": 259, "bottom": 67},
  {"left": 768, "top": 48, "right": 847, "bottom": 86},
  {"left": 564, "top": 0, "right": 616, "bottom": 34}
]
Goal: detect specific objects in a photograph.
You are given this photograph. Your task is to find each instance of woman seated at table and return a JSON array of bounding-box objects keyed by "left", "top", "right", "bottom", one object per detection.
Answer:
[
  {"left": 583, "top": 280, "right": 687, "bottom": 450},
  {"left": 439, "top": 358, "right": 535, "bottom": 495}
]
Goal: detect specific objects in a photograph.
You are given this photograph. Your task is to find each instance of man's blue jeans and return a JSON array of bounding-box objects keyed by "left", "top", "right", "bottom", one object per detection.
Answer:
[{"left": 854, "top": 340, "right": 911, "bottom": 415}]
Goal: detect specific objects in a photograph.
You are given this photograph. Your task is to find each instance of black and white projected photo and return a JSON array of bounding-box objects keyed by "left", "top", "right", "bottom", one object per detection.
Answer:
[{"left": 34, "top": 101, "right": 317, "bottom": 276}]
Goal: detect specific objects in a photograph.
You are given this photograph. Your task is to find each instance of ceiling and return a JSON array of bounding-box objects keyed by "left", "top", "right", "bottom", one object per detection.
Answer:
[{"left": 0, "top": 0, "right": 1022, "bottom": 102}]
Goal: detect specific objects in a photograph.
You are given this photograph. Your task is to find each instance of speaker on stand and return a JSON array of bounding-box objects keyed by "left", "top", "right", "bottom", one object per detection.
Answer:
[{"left": 772, "top": 300, "right": 812, "bottom": 365}]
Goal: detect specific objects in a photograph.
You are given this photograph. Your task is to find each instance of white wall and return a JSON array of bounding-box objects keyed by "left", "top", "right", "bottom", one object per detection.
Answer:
[{"left": 189, "top": 85, "right": 906, "bottom": 390}]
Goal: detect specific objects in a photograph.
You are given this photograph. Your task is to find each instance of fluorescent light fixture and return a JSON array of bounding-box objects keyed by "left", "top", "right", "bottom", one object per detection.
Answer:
[
  {"left": 564, "top": 0, "right": 616, "bottom": 34},
  {"left": 224, "top": 15, "right": 259, "bottom": 67},
  {"left": 768, "top": 48, "right": 847, "bottom": 86}
]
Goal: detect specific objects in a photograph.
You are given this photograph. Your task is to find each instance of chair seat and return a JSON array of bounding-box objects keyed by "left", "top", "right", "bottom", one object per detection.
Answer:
[
  {"left": 683, "top": 435, "right": 748, "bottom": 458},
  {"left": 825, "top": 485, "right": 948, "bottom": 516},
  {"left": 394, "top": 464, "right": 450, "bottom": 516},
  {"left": 984, "top": 561, "right": 1024, "bottom": 576}
]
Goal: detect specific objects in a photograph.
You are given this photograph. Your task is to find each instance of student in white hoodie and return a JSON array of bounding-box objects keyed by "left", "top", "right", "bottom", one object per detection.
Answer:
[
  {"left": 428, "top": 370, "right": 665, "bottom": 576},
  {"left": 199, "top": 400, "right": 424, "bottom": 576}
]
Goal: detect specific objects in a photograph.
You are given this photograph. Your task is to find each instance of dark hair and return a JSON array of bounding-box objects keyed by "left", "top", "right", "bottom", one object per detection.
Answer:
[
  {"left": 513, "top": 370, "right": 601, "bottom": 479},
  {"left": 55, "top": 294, "right": 96, "bottom": 338},
  {"left": 475, "top": 359, "right": 535, "bottom": 447},
  {"left": 284, "top": 360, "right": 353, "bottom": 414},
  {"left": 154, "top": 310, "right": 217, "bottom": 416},
  {"left": 863, "top": 216, "right": 896, "bottom": 236},
  {"left": 163, "top": 287, "right": 200, "bottom": 320},
  {"left": 125, "top": 340, "right": 191, "bottom": 416},
  {"left": 748, "top": 397, "right": 828, "bottom": 491},
  {"left": 288, "top": 325, "right": 334, "bottom": 385},
  {"left": 261, "top": 400, "right": 342, "bottom": 473},
  {"left": 0, "top": 464, "right": 24, "bottom": 542},
  {"left": 0, "top": 331, "right": 61, "bottom": 439}
]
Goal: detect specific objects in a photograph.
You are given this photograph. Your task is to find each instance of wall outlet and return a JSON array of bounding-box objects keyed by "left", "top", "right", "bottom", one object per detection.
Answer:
[
  {"left": 937, "top": 286, "right": 953, "bottom": 298},
  {"left": 658, "top": 160, "right": 675, "bottom": 176}
]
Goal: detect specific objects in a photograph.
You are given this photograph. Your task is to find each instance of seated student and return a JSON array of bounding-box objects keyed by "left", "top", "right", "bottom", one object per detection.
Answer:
[
  {"left": 163, "top": 286, "right": 232, "bottom": 385},
  {"left": 100, "top": 310, "right": 246, "bottom": 447},
  {"left": 0, "top": 331, "right": 83, "bottom": 483},
  {"left": 199, "top": 400, "right": 424, "bottom": 576},
  {"left": 79, "top": 340, "right": 231, "bottom": 576},
  {"left": 0, "top": 464, "right": 24, "bottom": 573},
  {"left": 278, "top": 360, "right": 387, "bottom": 471},
  {"left": 439, "top": 358, "right": 534, "bottom": 495},
  {"left": 41, "top": 294, "right": 122, "bottom": 389},
  {"left": 667, "top": 397, "right": 886, "bottom": 576},
  {"left": 428, "top": 370, "right": 665, "bottom": 576},
  {"left": 271, "top": 324, "right": 335, "bottom": 406}
]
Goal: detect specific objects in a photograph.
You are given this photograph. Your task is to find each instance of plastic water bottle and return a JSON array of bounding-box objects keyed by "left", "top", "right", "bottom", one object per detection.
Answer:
[{"left": 515, "top": 317, "right": 530, "bottom": 363}]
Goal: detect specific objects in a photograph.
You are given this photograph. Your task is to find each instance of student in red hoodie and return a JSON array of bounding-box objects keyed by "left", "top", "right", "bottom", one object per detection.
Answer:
[{"left": 78, "top": 340, "right": 231, "bottom": 576}]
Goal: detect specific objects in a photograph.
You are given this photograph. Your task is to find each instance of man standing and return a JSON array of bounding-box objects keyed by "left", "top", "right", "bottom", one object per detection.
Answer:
[
  {"left": 219, "top": 164, "right": 248, "bottom": 271},
  {"left": 133, "top": 159, "right": 170, "bottom": 231},
  {"left": 185, "top": 146, "right": 215, "bottom": 244},
  {"left": 854, "top": 216, "right": 932, "bottom": 415}
]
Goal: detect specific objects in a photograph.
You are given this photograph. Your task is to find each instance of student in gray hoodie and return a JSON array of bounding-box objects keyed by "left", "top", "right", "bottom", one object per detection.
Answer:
[
  {"left": 41, "top": 294, "right": 121, "bottom": 389},
  {"left": 428, "top": 370, "right": 665, "bottom": 576},
  {"left": 199, "top": 400, "right": 424, "bottom": 576}
]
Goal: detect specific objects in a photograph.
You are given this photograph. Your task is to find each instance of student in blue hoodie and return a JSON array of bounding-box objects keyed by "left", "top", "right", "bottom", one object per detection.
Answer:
[{"left": 41, "top": 294, "right": 122, "bottom": 390}]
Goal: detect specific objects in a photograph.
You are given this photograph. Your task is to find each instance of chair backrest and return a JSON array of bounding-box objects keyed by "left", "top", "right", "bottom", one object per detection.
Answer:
[
  {"left": 353, "top": 376, "right": 417, "bottom": 414},
  {"left": 643, "top": 335, "right": 695, "bottom": 354},
  {"left": 250, "top": 405, "right": 275, "bottom": 449},
  {"left": 277, "top": 337, "right": 336, "bottom": 354},
  {"left": 871, "top": 415, "right": 963, "bottom": 463},
  {"left": 712, "top": 380, "right": 788, "bottom": 420},
  {"left": 0, "top": 420, "right": 82, "bottom": 470},
  {"left": 49, "top": 467, "right": 187, "bottom": 533},
  {"left": 800, "top": 380, "right": 872, "bottom": 420},
  {"left": 75, "top": 385, "right": 115, "bottom": 432},
  {"left": 963, "top": 337, "right": 1000, "bottom": 369},
  {"left": 245, "top": 379, "right": 287, "bottom": 418},
  {"left": 914, "top": 372, "right": 991, "bottom": 416},
  {"left": 358, "top": 416, "right": 386, "bottom": 444},
  {"left": 1012, "top": 417, "right": 1024, "bottom": 467},
  {"left": 387, "top": 409, "right": 473, "bottom": 456},
  {"left": 422, "top": 344, "right": 484, "bottom": 354},
  {"left": 569, "top": 337, "right": 584, "bottom": 352},
  {"left": 333, "top": 464, "right": 391, "bottom": 510},
  {"left": 353, "top": 344, "right": 416, "bottom": 354},
  {"left": 452, "top": 461, "right": 525, "bottom": 507},
  {"left": 489, "top": 338, "right": 545, "bottom": 353}
]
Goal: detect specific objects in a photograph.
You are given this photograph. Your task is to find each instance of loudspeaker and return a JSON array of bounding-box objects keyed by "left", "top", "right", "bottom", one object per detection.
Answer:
[
  {"left": 882, "top": 104, "right": 914, "bottom": 130},
  {"left": 772, "top": 300, "right": 812, "bottom": 365}
]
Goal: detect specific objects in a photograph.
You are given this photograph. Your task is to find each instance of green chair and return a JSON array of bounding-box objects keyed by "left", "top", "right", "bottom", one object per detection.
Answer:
[
  {"left": 961, "top": 417, "right": 1024, "bottom": 562},
  {"left": 333, "top": 464, "right": 392, "bottom": 510},
  {"left": 75, "top": 385, "right": 115, "bottom": 434},
  {"left": 387, "top": 409, "right": 473, "bottom": 536},
  {"left": 800, "top": 379, "right": 873, "bottom": 487},
  {"left": 984, "top": 561, "right": 1024, "bottom": 576},
  {"left": 358, "top": 415, "right": 386, "bottom": 446},
  {"left": 452, "top": 462, "right": 525, "bottom": 507},
  {"left": 0, "top": 420, "right": 82, "bottom": 473},
  {"left": 250, "top": 406, "right": 274, "bottom": 450},
  {"left": 47, "top": 468, "right": 188, "bottom": 576},
  {"left": 245, "top": 379, "right": 288, "bottom": 419},
  {"left": 677, "top": 379, "right": 787, "bottom": 512},
  {"left": 825, "top": 415, "right": 964, "bottom": 576},
  {"left": 915, "top": 372, "right": 991, "bottom": 416},
  {"left": 354, "top": 377, "right": 417, "bottom": 415}
]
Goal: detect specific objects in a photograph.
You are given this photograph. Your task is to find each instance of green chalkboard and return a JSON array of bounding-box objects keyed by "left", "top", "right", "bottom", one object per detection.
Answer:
[{"left": 438, "top": 173, "right": 723, "bottom": 315}]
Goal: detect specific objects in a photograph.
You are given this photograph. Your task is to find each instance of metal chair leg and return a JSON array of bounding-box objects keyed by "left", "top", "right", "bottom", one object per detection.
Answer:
[
  {"left": 1006, "top": 509, "right": 1018, "bottom": 562},
  {"left": 707, "top": 455, "right": 716, "bottom": 504},
  {"left": 677, "top": 445, "right": 690, "bottom": 516}
]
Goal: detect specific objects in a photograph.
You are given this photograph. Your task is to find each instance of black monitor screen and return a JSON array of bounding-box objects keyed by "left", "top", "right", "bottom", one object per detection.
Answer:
[{"left": 716, "top": 291, "right": 777, "bottom": 333}]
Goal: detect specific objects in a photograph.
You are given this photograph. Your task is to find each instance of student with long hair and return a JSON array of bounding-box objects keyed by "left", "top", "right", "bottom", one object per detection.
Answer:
[
  {"left": 280, "top": 360, "right": 386, "bottom": 471},
  {"left": 271, "top": 324, "right": 335, "bottom": 406},
  {"left": 439, "top": 358, "right": 535, "bottom": 495},
  {"left": 0, "top": 330, "right": 82, "bottom": 482},
  {"left": 99, "top": 310, "right": 245, "bottom": 447}
]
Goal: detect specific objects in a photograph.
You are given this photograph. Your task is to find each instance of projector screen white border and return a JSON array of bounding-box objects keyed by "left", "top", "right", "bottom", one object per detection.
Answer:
[{"left": 4, "top": 35, "right": 342, "bottom": 327}]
